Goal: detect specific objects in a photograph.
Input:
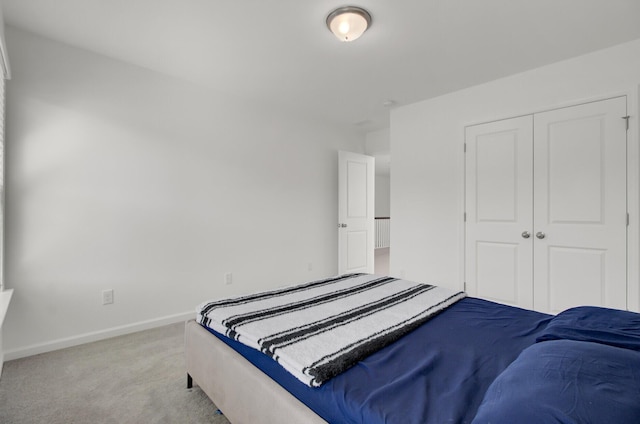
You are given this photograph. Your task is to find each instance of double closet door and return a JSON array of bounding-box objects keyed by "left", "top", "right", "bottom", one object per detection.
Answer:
[{"left": 465, "top": 97, "right": 627, "bottom": 314}]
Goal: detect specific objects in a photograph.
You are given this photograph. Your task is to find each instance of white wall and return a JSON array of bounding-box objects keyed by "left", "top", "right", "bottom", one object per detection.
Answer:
[
  {"left": 375, "top": 175, "right": 390, "bottom": 218},
  {"left": 365, "top": 128, "right": 390, "bottom": 156},
  {"left": 3, "top": 27, "right": 364, "bottom": 358},
  {"left": 391, "top": 38, "right": 640, "bottom": 309}
]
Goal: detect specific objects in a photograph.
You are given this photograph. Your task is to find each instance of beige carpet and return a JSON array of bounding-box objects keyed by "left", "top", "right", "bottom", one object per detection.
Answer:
[{"left": 0, "top": 322, "right": 231, "bottom": 424}]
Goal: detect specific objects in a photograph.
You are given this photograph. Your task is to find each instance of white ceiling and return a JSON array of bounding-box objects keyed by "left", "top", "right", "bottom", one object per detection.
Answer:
[{"left": 3, "top": 0, "right": 640, "bottom": 134}]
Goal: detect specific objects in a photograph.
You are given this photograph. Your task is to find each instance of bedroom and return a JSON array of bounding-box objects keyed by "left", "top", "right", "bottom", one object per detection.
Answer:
[{"left": 1, "top": 1, "right": 640, "bottom": 423}]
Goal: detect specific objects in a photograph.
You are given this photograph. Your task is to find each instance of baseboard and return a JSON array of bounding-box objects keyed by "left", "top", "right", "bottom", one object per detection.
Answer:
[{"left": 4, "top": 310, "right": 195, "bottom": 361}]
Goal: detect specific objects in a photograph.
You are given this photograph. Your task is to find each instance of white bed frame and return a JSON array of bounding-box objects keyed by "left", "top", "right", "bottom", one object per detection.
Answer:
[{"left": 185, "top": 320, "right": 328, "bottom": 424}]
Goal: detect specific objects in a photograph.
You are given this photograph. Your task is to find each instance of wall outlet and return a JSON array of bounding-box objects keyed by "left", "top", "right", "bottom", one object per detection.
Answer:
[
  {"left": 102, "top": 289, "right": 114, "bottom": 305},
  {"left": 224, "top": 273, "right": 233, "bottom": 285}
]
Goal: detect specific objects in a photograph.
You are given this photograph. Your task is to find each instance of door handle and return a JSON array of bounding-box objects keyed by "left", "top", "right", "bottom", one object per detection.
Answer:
[
  {"left": 521, "top": 231, "right": 531, "bottom": 239},
  {"left": 338, "top": 223, "right": 348, "bottom": 228},
  {"left": 536, "top": 231, "right": 546, "bottom": 239}
]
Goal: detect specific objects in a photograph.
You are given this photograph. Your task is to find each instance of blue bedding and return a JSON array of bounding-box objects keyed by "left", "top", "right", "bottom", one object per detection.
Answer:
[
  {"left": 536, "top": 305, "right": 640, "bottom": 350},
  {"left": 472, "top": 340, "right": 640, "bottom": 424},
  {"left": 207, "top": 297, "right": 551, "bottom": 424},
  {"left": 473, "top": 305, "right": 640, "bottom": 424}
]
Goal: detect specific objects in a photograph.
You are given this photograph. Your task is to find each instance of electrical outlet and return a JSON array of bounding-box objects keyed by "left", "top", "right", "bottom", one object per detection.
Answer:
[
  {"left": 102, "top": 289, "right": 114, "bottom": 305},
  {"left": 224, "top": 273, "right": 233, "bottom": 285}
]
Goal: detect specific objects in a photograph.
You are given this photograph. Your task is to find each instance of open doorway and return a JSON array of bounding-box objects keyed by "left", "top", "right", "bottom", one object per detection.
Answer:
[
  {"left": 366, "top": 129, "right": 390, "bottom": 276},
  {"left": 374, "top": 168, "right": 390, "bottom": 275}
]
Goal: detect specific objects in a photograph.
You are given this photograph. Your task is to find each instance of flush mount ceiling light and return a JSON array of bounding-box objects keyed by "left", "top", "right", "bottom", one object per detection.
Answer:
[{"left": 326, "top": 6, "right": 372, "bottom": 42}]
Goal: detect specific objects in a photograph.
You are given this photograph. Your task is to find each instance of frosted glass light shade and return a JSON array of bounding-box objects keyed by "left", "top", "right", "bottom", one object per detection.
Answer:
[{"left": 326, "top": 6, "right": 372, "bottom": 42}]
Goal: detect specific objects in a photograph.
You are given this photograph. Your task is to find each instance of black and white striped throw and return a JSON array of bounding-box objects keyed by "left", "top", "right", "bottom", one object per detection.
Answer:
[{"left": 197, "top": 274, "right": 466, "bottom": 387}]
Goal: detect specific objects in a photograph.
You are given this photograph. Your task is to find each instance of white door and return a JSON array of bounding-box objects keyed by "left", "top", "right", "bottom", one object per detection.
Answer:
[
  {"left": 338, "top": 151, "right": 375, "bottom": 275},
  {"left": 533, "top": 97, "right": 627, "bottom": 313},
  {"left": 465, "top": 116, "right": 534, "bottom": 308}
]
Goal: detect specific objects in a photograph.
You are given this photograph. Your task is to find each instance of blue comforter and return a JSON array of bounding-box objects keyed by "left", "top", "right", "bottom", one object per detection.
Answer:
[{"left": 209, "top": 297, "right": 551, "bottom": 423}]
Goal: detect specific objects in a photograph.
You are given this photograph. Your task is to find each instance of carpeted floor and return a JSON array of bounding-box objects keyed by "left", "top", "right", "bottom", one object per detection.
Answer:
[{"left": 0, "top": 322, "right": 231, "bottom": 424}]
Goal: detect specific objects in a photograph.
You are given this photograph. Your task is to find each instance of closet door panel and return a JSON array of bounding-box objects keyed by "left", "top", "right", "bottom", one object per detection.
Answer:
[
  {"left": 547, "top": 246, "right": 606, "bottom": 312},
  {"left": 465, "top": 116, "right": 534, "bottom": 308},
  {"left": 533, "top": 97, "right": 627, "bottom": 313}
]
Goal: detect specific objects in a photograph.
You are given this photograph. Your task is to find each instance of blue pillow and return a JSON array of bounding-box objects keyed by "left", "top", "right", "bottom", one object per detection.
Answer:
[
  {"left": 536, "top": 306, "right": 640, "bottom": 351},
  {"left": 472, "top": 339, "right": 640, "bottom": 424}
]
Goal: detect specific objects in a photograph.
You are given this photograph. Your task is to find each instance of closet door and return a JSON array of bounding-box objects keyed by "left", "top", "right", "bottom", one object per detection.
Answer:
[
  {"left": 465, "top": 116, "right": 534, "bottom": 308},
  {"left": 533, "top": 97, "right": 627, "bottom": 313}
]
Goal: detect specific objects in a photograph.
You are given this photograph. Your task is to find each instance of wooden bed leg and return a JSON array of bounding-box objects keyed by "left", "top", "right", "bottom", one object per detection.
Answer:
[{"left": 187, "top": 373, "right": 193, "bottom": 389}]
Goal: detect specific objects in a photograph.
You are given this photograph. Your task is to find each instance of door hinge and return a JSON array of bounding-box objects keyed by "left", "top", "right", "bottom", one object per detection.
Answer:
[
  {"left": 463, "top": 281, "right": 467, "bottom": 291},
  {"left": 464, "top": 212, "right": 467, "bottom": 222},
  {"left": 623, "top": 115, "right": 630, "bottom": 131},
  {"left": 627, "top": 212, "right": 630, "bottom": 227},
  {"left": 464, "top": 143, "right": 467, "bottom": 153}
]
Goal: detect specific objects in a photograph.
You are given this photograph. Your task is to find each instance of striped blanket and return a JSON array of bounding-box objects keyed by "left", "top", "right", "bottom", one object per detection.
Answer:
[{"left": 197, "top": 274, "right": 466, "bottom": 387}]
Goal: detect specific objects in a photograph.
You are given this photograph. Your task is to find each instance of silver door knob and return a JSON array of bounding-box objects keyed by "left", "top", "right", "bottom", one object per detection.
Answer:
[
  {"left": 521, "top": 231, "right": 531, "bottom": 239},
  {"left": 536, "top": 231, "right": 546, "bottom": 239},
  {"left": 338, "top": 223, "right": 347, "bottom": 228}
]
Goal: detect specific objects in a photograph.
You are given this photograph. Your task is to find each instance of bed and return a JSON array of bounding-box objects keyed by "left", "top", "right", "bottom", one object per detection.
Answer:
[{"left": 185, "top": 274, "right": 640, "bottom": 423}]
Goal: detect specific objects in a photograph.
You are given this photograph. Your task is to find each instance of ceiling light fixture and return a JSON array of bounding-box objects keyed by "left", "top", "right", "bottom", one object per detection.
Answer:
[{"left": 326, "top": 6, "right": 372, "bottom": 42}]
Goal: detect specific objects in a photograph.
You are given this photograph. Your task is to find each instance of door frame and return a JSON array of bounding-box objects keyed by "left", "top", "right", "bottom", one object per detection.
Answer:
[{"left": 460, "top": 91, "right": 640, "bottom": 312}]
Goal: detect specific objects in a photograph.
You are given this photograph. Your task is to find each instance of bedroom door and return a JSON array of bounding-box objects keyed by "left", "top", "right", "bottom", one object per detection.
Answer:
[
  {"left": 465, "top": 116, "right": 534, "bottom": 308},
  {"left": 338, "top": 151, "right": 375, "bottom": 275},
  {"left": 465, "top": 97, "right": 628, "bottom": 313}
]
